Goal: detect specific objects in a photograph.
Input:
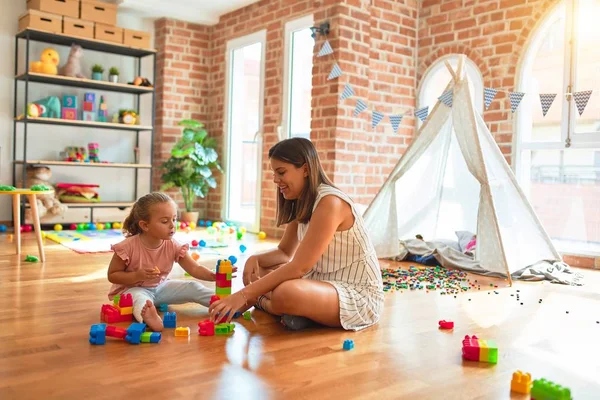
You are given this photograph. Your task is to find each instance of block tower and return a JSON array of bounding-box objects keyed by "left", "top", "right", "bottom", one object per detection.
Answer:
[
  {"left": 83, "top": 92, "right": 95, "bottom": 121},
  {"left": 215, "top": 259, "right": 232, "bottom": 299},
  {"left": 88, "top": 142, "right": 99, "bottom": 162},
  {"left": 61, "top": 95, "right": 78, "bottom": 120},
  {"left": 97, "top": 95, "right": 108, "bottom": 122},
  {"left": 100, "top": 293, "right": 133, "bottom": 323}
]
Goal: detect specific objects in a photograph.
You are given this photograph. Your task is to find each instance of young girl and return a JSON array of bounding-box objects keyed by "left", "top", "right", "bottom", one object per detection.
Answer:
[
  {"left": 107, "top": 192, "right": 230, "bottom": 332},
  {"left": 209, "top": 138, "right": 384, "bottom": 331}
]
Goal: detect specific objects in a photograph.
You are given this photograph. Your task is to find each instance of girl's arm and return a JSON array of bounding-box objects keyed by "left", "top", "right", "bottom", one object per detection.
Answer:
[
  {"left": 107, "top": 253, "right": 159, "bottom": 285},
  {"left": 242, "top": 196, "right": 347, "bottom": 299},
  {"left": 252, "top": 220, "right": 300, "bottom": 268},
  {"left": 178, "top": 253, "right": 217, "bottom": 281}
]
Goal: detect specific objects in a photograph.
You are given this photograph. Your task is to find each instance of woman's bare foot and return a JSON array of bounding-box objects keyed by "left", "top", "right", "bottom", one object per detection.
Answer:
[{"left": 141, "top": 300, "right": 163, "bottom": 332}]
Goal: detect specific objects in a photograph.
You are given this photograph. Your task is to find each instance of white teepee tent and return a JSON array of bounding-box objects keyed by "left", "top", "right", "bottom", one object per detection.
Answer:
[{"left": 363, "top": 58, "right": 562, "bottom": 282}]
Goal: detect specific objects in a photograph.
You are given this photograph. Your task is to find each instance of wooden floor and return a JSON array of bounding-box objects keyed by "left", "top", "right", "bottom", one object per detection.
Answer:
[{"left": 1, "top": 232, "right": 600, "bottom": 399}]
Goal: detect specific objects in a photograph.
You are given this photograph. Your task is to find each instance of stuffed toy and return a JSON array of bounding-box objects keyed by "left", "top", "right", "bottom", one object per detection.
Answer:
[
  {"left": 24, "top": 165, "right": 67, "bottom": 220},
  {"left": 59, "top": 44, "right": 85, "bottom": 78},
  {"left": 29, "top": 48, "right": 59, "bottom": 75},
  {"left": 56, "top": 183, "right": 101, "bottom": 203},
  {"left": 27, "top": 96, "right": 61, "bottom": 119}
]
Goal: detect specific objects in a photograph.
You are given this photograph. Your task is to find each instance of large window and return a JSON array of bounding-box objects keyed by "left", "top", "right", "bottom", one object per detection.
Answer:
[
  {"left": 516, "top": 0, "right": 600, "bottom": 255},
  {"left": 282, "top": 15, "right": 314, "bottom": 140}
]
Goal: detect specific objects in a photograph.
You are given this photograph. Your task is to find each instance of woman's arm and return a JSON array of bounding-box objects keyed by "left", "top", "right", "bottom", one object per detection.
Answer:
[
  {"left": 178, "top": 253, "right": 218, "bottom": 281},
  {"left": 253, "top": 220, "right": 300, "bottom": 268},
  {"left": 107, "top": 253, "right": 159, "bottom": 285}
]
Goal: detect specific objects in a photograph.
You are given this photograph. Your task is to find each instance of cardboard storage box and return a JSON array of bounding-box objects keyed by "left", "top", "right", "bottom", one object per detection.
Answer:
[
  {"left": 80, "top": 0, "right": 117, "bottom": 26},
  {"left": 123, "top": 29, "right": 151, "bottom": 49},
  {"left": 27, "top": 0, "right": 79, "bottom": 19},
  {"left": 95, "top": 23, "right": 123, "bottom": 44},
  {"left": 63, "top": 16, "right": 94, "bottom": 39},
  {"left": 19, "top": 9, "right": 62, "bottom": 33}
]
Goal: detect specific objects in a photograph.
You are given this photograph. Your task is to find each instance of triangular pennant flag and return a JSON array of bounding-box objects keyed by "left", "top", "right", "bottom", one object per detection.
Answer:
[
  {"left": 339, "top": 84, "right": 354, "bottom": 101},
  {"left": 327, "top": 63, "right": 342, "bottom": 80},
  {"left": 415, "top": 106, "right": 429, "bottom": 122},
  {"left": 509, "top": 92, "right": 525, "bottom": 113},
  {"left": 389, "top": 114, "right": 403, "bottom": 133},
  {"left": 353, "top": 99, "right": 367, "bottom": 116},
  {"left": 372, "top": 111, "right": 384, "bottom": 128},
  {"left": 484, "top": 87, "right": 498, "bottom": 110},
  {"left": 317, "top": 40, "right": 333, "bottom": 57},
  {"left": 539, "top": 93, "right": 557, "bottom": 117},
  {"left": 573, "top": 90, "right": 592, "bottom": 116},
  {"left": 438, "top": 89, "right": 453, "bottom": 107}
]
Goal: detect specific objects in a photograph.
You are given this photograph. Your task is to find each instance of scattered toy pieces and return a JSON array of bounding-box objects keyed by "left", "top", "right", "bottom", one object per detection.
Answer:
[
  {"left": 343, "top": 339, "right": 354, "bottom": 351},
  {"left": 164, "top": 312, "right": 177, "bottom": 328},
  {"left": 175, "top": 327, "right": 191, "bottom": 337},
  {"left": 243, "top": 311, "right": 252, "bottom": 320},
  {"left": 462, "top": 335, "right": 498, "bottom": 364},
  {"left": 25, "top": 255, "right": 39, "bottom": 262},
  {"left": 511, "top": 370, "right": 532, "bottom": 394},
  {"left": 439, "top": 320, "right": 454, "bottom": 329}
]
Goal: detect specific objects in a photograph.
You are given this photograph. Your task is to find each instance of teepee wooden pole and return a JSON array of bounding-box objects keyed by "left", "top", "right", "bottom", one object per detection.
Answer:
[
  {"left": 444, "top": 60, "right": 457, "bottom": 81},
  {"left": 456, "top": 55, "right": 465, "bottom": 80}
]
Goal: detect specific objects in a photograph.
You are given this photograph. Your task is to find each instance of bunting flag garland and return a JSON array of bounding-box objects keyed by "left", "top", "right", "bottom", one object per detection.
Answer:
[
  {"left": 438, "top": 89, "right": 453, "bottom": 108},
  {"left": 573, "top": 90, "right": 592, "bottom": 116},
  {"left": 539, "top": 93, "right": 557, "bottom": 117},
  {"left": 327, "top": 63, "right": 342, "bottom": 80},
  {"left": 317, "top": 40, "right": 334, "bottom": 57},
  {"left": 389, "top": 115, "right": 403, "bottom": 134},
  {"left": 415, "top": 106, "right": 429, "bottom": 122},
  {"left": 509, "top": 92, "right": 525, "bottom": 113},
  {"left": 484, "top": 87, "right": 498, "bottom": 110},
  {"left": 353, "top": 99, "right": 368, "bottom": 116},
  {"left": 339, "top": 84, "right": 355, "bottom": 101},
  {"left": 372, "top": 111, "right": 384, "bottom": 128}
]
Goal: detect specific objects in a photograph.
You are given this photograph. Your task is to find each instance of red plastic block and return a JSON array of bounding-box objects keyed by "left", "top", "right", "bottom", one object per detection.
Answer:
[
  {"left": 119, "top": 293, "right": 133, "bottom": 308},
  {"left": 198, "top": 320, "right": 215, "bottom": 336},
  {"left": 462, "top": 335, "right": 480, "bottom": 361},
  {"left": 209, "top": 295, "right": 220, "bottom": 305},
  {"left": 439, "top": 320, "right": 454, "bottom": 329},
  {"left": 101, "top": 304, "right": 133, "bottom": 323},
  {"left": 106, "top": 326, "right": 127, "bottom": 339}
]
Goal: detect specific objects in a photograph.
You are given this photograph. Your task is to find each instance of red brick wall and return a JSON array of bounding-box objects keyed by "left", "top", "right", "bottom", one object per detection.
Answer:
[{"left": 418, "top": 0, "right": 559, "bottom": 165}]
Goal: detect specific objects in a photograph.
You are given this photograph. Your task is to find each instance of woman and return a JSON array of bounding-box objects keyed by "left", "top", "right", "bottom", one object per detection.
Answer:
[{"left": 209, "top": 138, "right": 383, "bottom": 331}]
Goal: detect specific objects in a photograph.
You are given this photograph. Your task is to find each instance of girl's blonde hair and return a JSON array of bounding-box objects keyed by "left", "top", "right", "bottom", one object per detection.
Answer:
[{"left": 122, "top": 192, "right": 176, "bottom": 237}]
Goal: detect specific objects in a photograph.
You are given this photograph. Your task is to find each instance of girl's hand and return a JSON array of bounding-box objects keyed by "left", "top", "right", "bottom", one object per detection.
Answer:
[
  {"left": 135, "top": 266, "right": 160, "bottom": 281},
  {"left": 208, "top": 291, "right": 246, "bottom": 324},
  {"left": 242, "top": 256, "right": 259, "bottom": 286}
]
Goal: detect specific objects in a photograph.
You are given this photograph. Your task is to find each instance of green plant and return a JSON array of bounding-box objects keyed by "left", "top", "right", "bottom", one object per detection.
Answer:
[
  {"left": 92, "top": 64, "right": 104, "bottom": 73},
  {"left": 109, "top": 67, "right": 120, "bottom": 76},
  {"left": 160, "top": 119, "right": 223, "bottom": 212}
]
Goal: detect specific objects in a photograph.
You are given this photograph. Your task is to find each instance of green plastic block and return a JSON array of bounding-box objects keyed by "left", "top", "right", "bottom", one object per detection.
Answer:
[
  {"left": 113, "top": 295, "right": 120, "bottom": 306},
  {"left": 531, "top": 379, "right": 571, "bottom": 400},
  {"left": 215, "top": 287, "right": 231, "bottom": 295},
  {"left": 25, "top": 255, "right": 39, "bottom": 262},
  {"left": 226, "top": 272, "right": 232, "bottom": 280},
  {"left": 243, "top": 311, "right": 251, "bottom": 320},
  {"left": 215, "top": 323, "right": 234, "bottom": 335},
  {"left": 486, "top": 340, "right": 498, "bottom": 364},
  {"left": 140, "top": 332, "right": 151, "bottom": 343}
]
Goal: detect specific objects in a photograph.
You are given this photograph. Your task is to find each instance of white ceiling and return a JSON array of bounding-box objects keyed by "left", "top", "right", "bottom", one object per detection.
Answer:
[{"left": 114, "top": 0, "right": 261, "bottom": 25}]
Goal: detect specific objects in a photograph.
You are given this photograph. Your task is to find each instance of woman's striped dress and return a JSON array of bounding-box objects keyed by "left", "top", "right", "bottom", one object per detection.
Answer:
[{"left": 298, "top": 184, "right": 384, "bottom": 331}]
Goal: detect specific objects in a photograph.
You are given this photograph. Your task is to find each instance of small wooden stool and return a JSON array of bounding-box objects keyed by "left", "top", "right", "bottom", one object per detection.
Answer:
[{"left": 0, "top": 188, "right": 54, "bottom": 262}]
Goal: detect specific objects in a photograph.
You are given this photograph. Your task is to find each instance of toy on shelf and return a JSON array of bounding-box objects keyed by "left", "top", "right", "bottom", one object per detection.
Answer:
[
  {"left": 88, "top": 143, "right": 100, "bottom": 162},
  {"left": 29, "top": 48, "right": 59, "bottom": 75},
  {"left": 61, "top": 95, "right": 78, "bottom": 120},
  {"left": 439, "top": 320, "right": 454, "bottom": 329},
  {"left": 129, "top": 76, "right": 153, "bottom": 87},
  {"left": 97, "top": 96, "right": 108, "bottom": 122},
  {"left": 59, "top": 44, "right": 85, "bottom": 78},
  {"left": 56, "top": 183, "right": 100, "bottom": 203},
  {"left": 530, "top": 378, "right": 571, "bottom": 400},
  {"left": 510, "top": 370, "right": 532, "bottom": 394},
  {"left": 461, "top": 335, "right": 498, "bottom": 364},
  {"left": 119, "top": 109, "right": 138, "bottom": 125},
  {"left": 175, "top": 327, "right": 190, "bottom": 337},
  {"left": 26, "top": 96, "right": 61, "bottom": 119},
  {"left": 63, "top": 146, "right": 87, "bottom": 162},
  {"left": 83, "top": 92, "right": 95, "bottom": 121},
  {"left": 343, "top": 339, "right": 354, "bottom": 351}
]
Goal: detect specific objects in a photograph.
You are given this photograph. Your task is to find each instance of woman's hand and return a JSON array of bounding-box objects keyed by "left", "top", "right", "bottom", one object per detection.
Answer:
[
  {"left": 208, "top": 291, "right": 247, "bottom": 324},
  {"left": 135, "top": 266, "right": 160, "bottom": 282},
  {"left": 242, "top": 256, "right": 260, "bottom": 286}
]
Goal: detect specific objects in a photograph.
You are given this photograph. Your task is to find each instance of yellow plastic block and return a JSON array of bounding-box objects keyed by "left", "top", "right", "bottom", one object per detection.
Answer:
[
  {"left": 511, "top": 370, "right": 532, "bottom": 394},
  {"left": 217, "top": 294, "right": 230, "bottom": 300},
  {"left": 175, "top": 327, "right": 190, "bottom": 337},
  {"left": 119, "top": 306, "right": 133, "bottom": 315},
  {"left": 218, "top": 260, "right": 233, "bottom": 274},
  {"left": 478, "top": 339, "right": 489, "bottom": 362}
]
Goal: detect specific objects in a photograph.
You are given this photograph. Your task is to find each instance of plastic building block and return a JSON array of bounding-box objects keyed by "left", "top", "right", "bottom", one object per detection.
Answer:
[
  {"left": 243, "top": 311, "right": 252, "bottom": 320},
  {"left": 343, "top": 339, "right": 354, "bottom": 351},
  {"left": 118, "top": 306, "right": 133, "bottom": 315},
  {"left": 106, "top": 326, "right": 127, "bottom": 339},
  {"left": 113, "top": 295, "right": 120, "bottom": 306},
  {"left": 89, "top": 323, "right": 107, "bottom": 345},
  {"left": 217, "top": 260, "right": 233, "bottom": 274},
  {"left": 198, "top": 320, "right": 215, "bottom": 336},
  {"left": 461, "top": 335, "right": 498, "bottom": 364},
  {"left": 530, "top": 379, "right": 571, "bottom": 400},
  {"left": 101, "top": 304, "right": 133, "bottom": 323},
  {"left": 119, "top": 293, "right": 133, "bottom": 308},
  {"left": 164, "top": 312, "right": 176, "bottom": 328},
  {"left": 233, "top": 311, "right": 241, "bottom": 319},
  {"left": 209, "top": 295, "right": 220, "bottom": 305},
  {"left": 439, "top": 320, "right": 454, "bottom": 329},
  {"left": 25, "top": 255, "right": 39, "bottom": 262},
  {"left": 158, "top": 303, "right": 168, "bottom": 312},
  {"left": 228, "top": 255, "right": 237, "bottom": 265},
  {"left": 511, "top": 370, "right": 532, "bottom": 394},
  {"left": 215, "top": 323, "right": 235, "bottom": 335},
  {"left": 216, "top": 287, "right": 232, "bottom": 295},
  {"left": 239, "top": 244, "right": 247, "bottom": 253},
  {"left": 175, "top": 327, "right": 191, "bottom": 337},
  {"left": 125, "top": 323, "right": 146, "bottom": 344},
  {"left": 140, "top": 332, "right": 161, "bottom": 343}
]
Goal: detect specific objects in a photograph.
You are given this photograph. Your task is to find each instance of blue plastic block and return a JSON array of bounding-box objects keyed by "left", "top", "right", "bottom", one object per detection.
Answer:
[
  {"left": 343, "top": 339, "right": 354, "bottom": 351},
  {"left": 199, "top": 240, "right": 206, "bottom": 247},
  {"left": 89, "top": 323, "right": 107, "bottom": 345},
  {"left": 125, "top": 323, "right": 146, "bottom": 344},
  {"left": 228, "top": 255, "right": 237, "bottom": 265},
  {"left": 239, "top": 244, "right": 247, "bottom": 253},
  {"left": 163, "top": 312, "right": 176, "bottom": 328},
  {"left": 158, "top": 303, "right": 168, "bottom": 312},
  {"left": 233, "top": 311, "right": 241, "bottom": 319},
  {"left": 140, "top": 332, "right": 162, "bottom": 343}
]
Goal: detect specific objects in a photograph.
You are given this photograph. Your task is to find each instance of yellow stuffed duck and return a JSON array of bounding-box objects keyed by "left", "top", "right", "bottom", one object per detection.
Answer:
[{"left": 29, "top": 48, "right": 60, "bottom": 75}]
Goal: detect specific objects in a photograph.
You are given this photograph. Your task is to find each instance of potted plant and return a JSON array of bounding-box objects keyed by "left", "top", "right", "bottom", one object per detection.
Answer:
[
  {"left": 160, "top": 119, "right": 223, "bottom": 223},
  {"left": 108, "top": 67, "right": 119, "bottom": 83},
  {"left": 91, "top": 64, "right": 104, "bottom": 80}
]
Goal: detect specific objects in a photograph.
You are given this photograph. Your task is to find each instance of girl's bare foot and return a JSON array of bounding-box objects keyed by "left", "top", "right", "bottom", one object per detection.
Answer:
[{"left": 141, "top": 300, "right": 163, "bottom": 332}]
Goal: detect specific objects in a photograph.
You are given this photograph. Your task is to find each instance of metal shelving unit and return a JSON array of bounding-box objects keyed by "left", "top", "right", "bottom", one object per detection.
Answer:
[{"left": 12, "top": 29, "right": 157, "bottom": 225}]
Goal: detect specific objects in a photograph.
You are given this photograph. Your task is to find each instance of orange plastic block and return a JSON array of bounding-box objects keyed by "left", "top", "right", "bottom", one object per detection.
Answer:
[
  {"left": 511, "top": 370, "right": 532, "bottom": 394},
  {"left": 175, "top": 327, "right": 190, "bottom": 337}
]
